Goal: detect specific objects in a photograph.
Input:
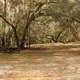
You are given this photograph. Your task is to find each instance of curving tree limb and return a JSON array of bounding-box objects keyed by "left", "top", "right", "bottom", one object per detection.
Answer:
[{"left": 0, "top": 15, "right": 19, "bottom": 48}]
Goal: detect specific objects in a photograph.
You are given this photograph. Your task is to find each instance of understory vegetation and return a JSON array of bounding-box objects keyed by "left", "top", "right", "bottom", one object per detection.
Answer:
[{"left": 0, "top": 0, "right": 80, "bottom": 49}]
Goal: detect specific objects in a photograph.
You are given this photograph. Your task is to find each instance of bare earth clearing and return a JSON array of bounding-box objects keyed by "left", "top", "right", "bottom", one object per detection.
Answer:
[{"left": 0, "top": 43, "right": 80, "bottom": 80}]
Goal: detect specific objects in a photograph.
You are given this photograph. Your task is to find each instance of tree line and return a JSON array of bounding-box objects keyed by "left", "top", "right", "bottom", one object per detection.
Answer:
[{"left": 0, "top": 0, "right": 80, "bottom": 49}]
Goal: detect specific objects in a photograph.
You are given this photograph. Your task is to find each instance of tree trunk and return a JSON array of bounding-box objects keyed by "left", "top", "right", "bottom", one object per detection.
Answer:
[{"left": 20, "top": 21, "right": 31, "bottom": 48}]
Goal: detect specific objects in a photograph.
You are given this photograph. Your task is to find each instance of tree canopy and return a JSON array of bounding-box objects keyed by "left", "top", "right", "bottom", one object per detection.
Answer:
[{"left": 0, "top": 0, "right": 80, "bottom": 48}]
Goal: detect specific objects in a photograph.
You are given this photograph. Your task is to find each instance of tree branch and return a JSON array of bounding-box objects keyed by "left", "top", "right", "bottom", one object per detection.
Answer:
[
  {"left": 0, "top": 15, "right": 15, "bottom": 28},
  {"left": 61, "top": 14, "right": 80, "bottom": 24},
  {"left": 18, "top": 1, "right": 65, "bottom": 24},
  {"left": 0, "top": 15, "right": 19, "bottom": 47},
  {"left": 72, "top": 17, "right": 80, "bottom": 23}
]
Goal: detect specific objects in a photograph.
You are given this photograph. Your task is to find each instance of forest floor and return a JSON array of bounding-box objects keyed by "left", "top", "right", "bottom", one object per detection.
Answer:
[{"left": 0, "top": 42, "right": 80, "bottom": 80}]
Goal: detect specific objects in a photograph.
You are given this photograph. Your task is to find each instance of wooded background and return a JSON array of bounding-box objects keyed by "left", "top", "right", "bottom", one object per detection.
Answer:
[{"left": 0, "top": 0, "right": 80, "bottom": 48}]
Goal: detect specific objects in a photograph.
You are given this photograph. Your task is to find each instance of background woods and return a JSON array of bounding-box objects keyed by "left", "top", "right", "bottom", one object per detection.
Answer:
[{"left": 0, "top": 0, "right": 80, "bottom": 48}]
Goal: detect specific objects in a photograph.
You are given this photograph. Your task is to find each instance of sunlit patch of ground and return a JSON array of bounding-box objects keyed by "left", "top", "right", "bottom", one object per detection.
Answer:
[{"left": 0, "top": 43, "right": 80, "bottom": 80}]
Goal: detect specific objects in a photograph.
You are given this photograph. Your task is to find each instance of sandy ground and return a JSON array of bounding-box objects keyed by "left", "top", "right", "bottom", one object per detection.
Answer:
[{"left": 0, "top": 43, "right": 80, "bottom": 80}]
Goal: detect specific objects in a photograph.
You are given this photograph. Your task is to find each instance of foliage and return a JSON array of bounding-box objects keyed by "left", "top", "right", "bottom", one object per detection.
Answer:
[{"left": 0, "top": 0, "right": 80, "bottom": 48}]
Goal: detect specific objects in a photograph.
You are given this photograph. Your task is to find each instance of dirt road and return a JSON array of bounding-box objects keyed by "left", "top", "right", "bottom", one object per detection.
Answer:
[{"left": 0, "top": 43, "right": 80, "bottom": 80}]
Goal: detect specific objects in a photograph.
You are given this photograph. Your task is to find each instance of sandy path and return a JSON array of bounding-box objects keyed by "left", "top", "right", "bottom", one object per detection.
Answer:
[{"left": 0, "top": 43, "right": 80, "bottom": 80}]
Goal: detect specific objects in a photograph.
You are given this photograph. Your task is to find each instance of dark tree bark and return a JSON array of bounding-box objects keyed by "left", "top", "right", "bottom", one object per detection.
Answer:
[
  {"left": 20, "top": 3, "right": 44, "bottom": 48},
  {"left": 0, "top": 15, "right": 19, "bottom": 48}
]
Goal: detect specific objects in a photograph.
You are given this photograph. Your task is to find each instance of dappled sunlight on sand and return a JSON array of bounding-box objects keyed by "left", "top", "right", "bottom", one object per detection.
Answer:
[{"left": 0, "top": 43, "right": 80, "bottom": 79}]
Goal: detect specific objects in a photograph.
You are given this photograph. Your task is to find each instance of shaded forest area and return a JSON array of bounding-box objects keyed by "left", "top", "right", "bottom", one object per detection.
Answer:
[{"left": 0, "top": 0, "right": 80, "bottom": 49}]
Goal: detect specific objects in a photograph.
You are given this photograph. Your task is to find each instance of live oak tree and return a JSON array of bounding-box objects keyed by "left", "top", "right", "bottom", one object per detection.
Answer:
[
  {"left": 0, "top": 0, "right": 80, "bottom": 48},
  {"left": 0, "top": 0, "right": 61, "bottom": 48}
]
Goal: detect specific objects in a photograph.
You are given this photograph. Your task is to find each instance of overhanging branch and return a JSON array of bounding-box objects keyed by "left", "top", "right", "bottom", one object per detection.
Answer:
[
  {"left": 0, "top": 15, "right": 19, "bottom": 47},
  {"left": 61, "top": 14, "right": 80, "bottom": 24},
  {"left": 0, "top": 15, "right": 15, "bottom": 28},
  {"left": 72, "top": 17, "right": 80, "bottom": 23}
]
